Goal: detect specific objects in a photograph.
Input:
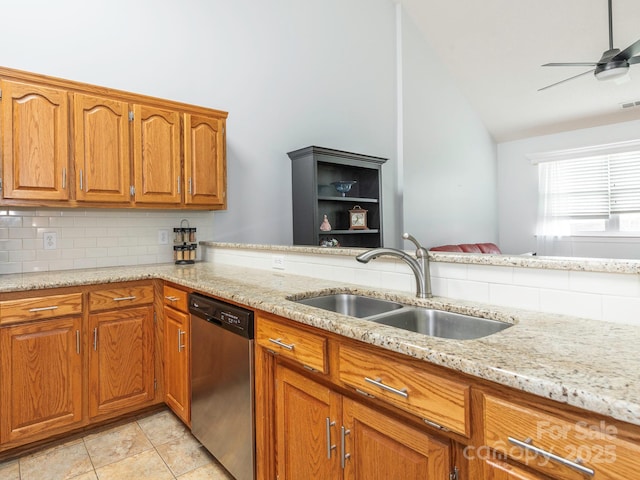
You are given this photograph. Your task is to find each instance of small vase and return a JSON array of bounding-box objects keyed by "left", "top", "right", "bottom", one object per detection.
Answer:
[{"left": 320, "top": 214, "right": 332, "bottom": 231}]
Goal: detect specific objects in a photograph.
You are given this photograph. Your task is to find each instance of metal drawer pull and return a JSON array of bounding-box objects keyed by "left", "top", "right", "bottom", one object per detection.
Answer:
[
  {"left": 165, "top": 295, "right": 179, "bottom": 302},
  {"left": 341, "top": 426, "right": 351, "bottom": 469},
  {"left": 76, "top": 330, "right": 80, "bottom": 354},
  {"left": 268, "top": 338, "right": 294, "bottom": 350},
  {"left": 113, "top": 296, "right": 136, "bottom": 302},
  {"left": 29, "top": 306, "right": 58, "bottom": 312},
  {"left": 62, "top": 167, "right": 67, "bottom": 189},
  {"left": 93, "top": 328, "right": 98, "bottom": 351},
  {"left": 508, "top": 437, "right": 595, "bottom": 477},
  {"left": 326, "top": 418, "right": 336, "bottom": 459},
  {"left": 364, "top": 377, "right": 408, "bottom": 398},
  {"left": 178, "top": 329, "right": 186, "bottom": 352}
]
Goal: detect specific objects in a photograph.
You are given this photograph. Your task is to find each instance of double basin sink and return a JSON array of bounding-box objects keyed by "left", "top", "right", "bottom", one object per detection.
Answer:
[{"left": 293, "top": 293, "right": 512, "bottom": 340}]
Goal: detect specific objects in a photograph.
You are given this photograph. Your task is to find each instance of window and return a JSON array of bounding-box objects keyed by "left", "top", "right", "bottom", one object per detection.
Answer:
[{"left": 531, "top": 140, "right": 640, "bottom": 237}]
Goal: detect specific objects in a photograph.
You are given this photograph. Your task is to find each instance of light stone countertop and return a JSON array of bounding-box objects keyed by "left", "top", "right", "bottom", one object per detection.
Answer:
[{"left": 1, "top": 262, "right": 639, "bottom": 428}]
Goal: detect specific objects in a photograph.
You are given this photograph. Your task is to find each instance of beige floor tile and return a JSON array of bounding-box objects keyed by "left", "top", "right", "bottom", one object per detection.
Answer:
[
  {"left": 84, "top": 422, "right": 153, "bottom": 469},
  {"left": 137, "top": 409, "right": 189, "bottom": 447},
  {"left": 94, "top": 449, "right": 174, "bottom": 480},
  {"left": 70, "top": 472, "right": 99, "bottom": 480},
  {"left": 0, "top": 459, "right": 20, "bottom": 480},
  {"left": 176, "top": 461, "right": 234, "bottom": 480},
  {"left": 20, "top": 440, "right": 94, "bottom": 480},
  {"left": 155, "top": 433, "right": 213, "bottom": 477}
]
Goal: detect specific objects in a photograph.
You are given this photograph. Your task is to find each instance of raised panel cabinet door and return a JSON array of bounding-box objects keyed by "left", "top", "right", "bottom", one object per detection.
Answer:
[
  {"left": 73, "top": 93, "right": 131, "bottom": 203},
  {"left": 88, "top": 305, "right": 154, "bottom": 419},
  {"left": 133, "top": 104, "right": 181, "bottom": 204},
  {"left": 183, "top": 113, "right": 226, "bottom": 207},
  {"left": 0, "top": 317, "right": 82, "bottom": 444},
  {"left": 275, "top": 365, "right": 342, "bottom": 480},
  {"left": 0, "top": 79, "right": 69, "bottom": 200},
  {"left": 163, "top": 305, "right": 190, "bottom": 425},
  {"left": 342, "top": 397, "right": 451, "bottom": 480}
]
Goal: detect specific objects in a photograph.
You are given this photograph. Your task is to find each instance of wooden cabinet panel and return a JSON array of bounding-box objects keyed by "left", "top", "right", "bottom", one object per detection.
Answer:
[
  {"left": 88, "top": 305, "right": 154, "bottom": 418},
  {"left": 183, "top": 113, "right": 226, "bottom": 207},
  {"left": 256, "top": 314, "right": 328, "bottom": 373},
  {"left": 275, "top": 364, "right": 342, "bottom": 480},
  {"left": 0, "top": 293, "right": 82, "bottom": 324},
  {"left": 73, "top": 93, "right": 130, "bottom": 203},
  {"left": 484, "top": 394, "right": 640, "bottom": 480},
  {"left": 164, "top": 304, "right": 190, "bottom": 425},
  {"left": 342, "top": 397, "right": 450, "bottom": 479},
  {"left": 0, "top": 79, "right": 69, "bottom": 201},
  {"left": 133, "top": 104, "right": 181, "bottom": 204},
  {"left": 0, "top": 317, "right": 83, "bottom": 443},
  {"left": 88, "top": 285, "right": 154, "bottom": 312},
  {"left": 338, "top": 342, "right": 470, "bottom": 436},
  {"left": 485, "top": 458, "right": 552, "bottom": 480},
  {"left": 163, "top": 284, "right": 189, "bottom": 312}
]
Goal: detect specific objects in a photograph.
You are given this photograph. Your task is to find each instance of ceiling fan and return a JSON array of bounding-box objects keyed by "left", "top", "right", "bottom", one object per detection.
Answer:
[{"left": 539, "top": 0, "right": 640, "bottom": 91}]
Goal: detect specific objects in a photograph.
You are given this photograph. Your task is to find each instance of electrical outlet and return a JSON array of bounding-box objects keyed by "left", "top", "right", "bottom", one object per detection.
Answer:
[
  {"left": 44, "top": 232, "right": 57, "bottom": 250},
  {"left": 158, "top": 229, "right": 169, "bottom": 245},
  {"left": 272, "top": 255, "right": 285, "bottom": 270}
]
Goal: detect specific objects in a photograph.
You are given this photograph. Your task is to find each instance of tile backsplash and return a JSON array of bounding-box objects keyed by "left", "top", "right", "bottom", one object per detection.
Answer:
[{"left": 0, "top": 208, "right": 214, "bottom": 274}]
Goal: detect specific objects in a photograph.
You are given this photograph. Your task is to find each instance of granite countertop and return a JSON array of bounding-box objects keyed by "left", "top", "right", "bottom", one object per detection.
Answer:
[{"left": 1, "top": 262, "right": 639, "bottom": 428}]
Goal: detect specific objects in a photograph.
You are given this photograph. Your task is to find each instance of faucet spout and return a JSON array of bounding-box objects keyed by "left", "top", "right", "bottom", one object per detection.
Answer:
[{"left": 356, "top": 233, "right": 432, "bottom": 298}]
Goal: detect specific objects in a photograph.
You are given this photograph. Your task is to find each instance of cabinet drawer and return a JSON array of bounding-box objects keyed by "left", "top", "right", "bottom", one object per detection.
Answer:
[
  {"left": 256, "top": 315, "right": 328, "bottom": 374},
  {"left": 0, "top": 293, "right": 83, "bottom": 324},
  {"left": 89, "top": 284, "right": 154, "bottom": 312},
  {"left": 484, "top": 394, "right": 640, "bottom": 480},
  {"left": 163, "top": 285, "right": 188, "bottom": 312},
  {"left": 338, "top": 343, "right": 470, "bottom": 436}
]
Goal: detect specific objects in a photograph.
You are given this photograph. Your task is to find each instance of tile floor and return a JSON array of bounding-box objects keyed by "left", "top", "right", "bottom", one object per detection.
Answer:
[{"left": 0, "top": 409, "right": 235, "bottom": 480}]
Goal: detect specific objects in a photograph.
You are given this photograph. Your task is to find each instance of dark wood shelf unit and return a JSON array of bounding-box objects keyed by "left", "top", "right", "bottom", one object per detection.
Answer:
[{"left": 289, "top": 146, "right": 387, "bottom": 248}]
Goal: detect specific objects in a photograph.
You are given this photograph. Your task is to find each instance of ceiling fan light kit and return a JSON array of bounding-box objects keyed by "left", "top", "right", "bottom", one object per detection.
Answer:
[{"left": 540, "top": 0, "right": 640, "bottom": 90}]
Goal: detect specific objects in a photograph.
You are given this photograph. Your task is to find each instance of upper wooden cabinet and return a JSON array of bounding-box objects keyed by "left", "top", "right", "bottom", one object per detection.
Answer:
[
  {"left": 183, "top": 113, "right": 226, "bottom": 208},
  {"left": 0, "top": 79, "right": 70, "bottom": 201},
  {"left": 0, "top": 65, "right": 227, "bottom": 209},
  {"left": 73, "top": 93, "right": 131, "bottom": 203}
]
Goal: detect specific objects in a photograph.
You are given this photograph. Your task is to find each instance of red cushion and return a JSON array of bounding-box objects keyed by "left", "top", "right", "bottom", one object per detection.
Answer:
[
  {"left": 458, "top": 244, "right": 482, "bottom": 253},
  {"left": 476, "top": 243, "right": 501, "bottom": 254},
  {"left": 429, "top": 244, "right": 464, "bottom": 252},
  {"left": 429, "top": 243, "right": 501, "bottom": 254}
]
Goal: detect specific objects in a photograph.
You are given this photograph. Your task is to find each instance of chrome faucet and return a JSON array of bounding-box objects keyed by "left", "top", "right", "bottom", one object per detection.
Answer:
[{"left": 355, "top": 233, "right": 432, "bottom": 298}]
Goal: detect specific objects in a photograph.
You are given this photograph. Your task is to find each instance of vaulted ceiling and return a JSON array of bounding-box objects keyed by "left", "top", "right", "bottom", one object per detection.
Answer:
[{"left": 399, "top": 0, "right": 640, "bottom": 142}]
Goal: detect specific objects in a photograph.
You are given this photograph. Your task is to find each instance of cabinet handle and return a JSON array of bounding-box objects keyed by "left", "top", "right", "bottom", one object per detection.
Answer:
[
  {"left": 508, "top": 437, "right": 595, "bottom": 477},
  {"left": 326, "top": 418, "right": 336, "bottom": 459},
  {"left": 364, "top": 377, "right": 408, "bottom": 398},
  {"left": 177, "top": 176, "right": 181, "bottom": 194},
  {"left": 188, "top": 177, "right": 192, "bottom": 195},
  {"left": 93, "top": 327, "right": 98, "bottom": 351},
  {"left": 76, "top": 329, "right": 80, "bottom": 354},
  {"left": 113, "top": 296, "right": 136, "bottom": 302},
  {"left": 28, "top": 305, "right": 58, "bottom": 312},
  {"left": 341, "top": 426, "right": 351, "bottom": 469},
  {"left": 268, "top": 338, "right": 294, "bottom": 351},
  {"left": 165, "top": 295, "right": 179, "bottom": 302},
  {"left": 79, "top": 169, "right": 83, "bottom": 191},
  {"left": 62, "top": 167, "right": 67, "bottom": 189},
  {"left": 178, "top": 329, "right": 186, "bottom": 352}
]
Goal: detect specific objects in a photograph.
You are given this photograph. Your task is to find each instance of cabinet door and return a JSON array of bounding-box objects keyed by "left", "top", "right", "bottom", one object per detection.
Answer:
[
  {"left": 342, "top": 397, "right": 451, "bottom": 480},
  {"left": 132, "top": 104, "right": 181, "bottom": 204},
  {"left": 0, "top": 317, "right": 82, "bottom": 443},
  {"left": 73, "top": 93, "right": 131, "bottom": 203},
  {"left": 485, "top": 458, "right": 552, "bottom": 480},
  {"left": 183, "top": 113, "right": 226, "bottom": 207},
  {"left": 88, "top": 305, "right": 154, "bottom": 418},
  {"left": 275, "top": 365, "right": 342, "bottom": 480},
  {"left": 163, "top": 305, "right": 190, "bottom": 425},
  {"left": 0, "top": 79, "right": 69, "bottom": 201}
]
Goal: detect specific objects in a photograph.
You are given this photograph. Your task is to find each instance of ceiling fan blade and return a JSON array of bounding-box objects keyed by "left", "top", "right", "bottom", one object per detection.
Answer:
[
  {"left": 538, "top": 69, "right": 595, "bottom": 91},
  {"left": 542, "top": 62, "right": 598, "bottom": 67},
  {"left": 629, "top": 56, "right": 640, "bottom": 65},
  {"left": 612, "top": 39, "right": 640, "bottom": 61}
]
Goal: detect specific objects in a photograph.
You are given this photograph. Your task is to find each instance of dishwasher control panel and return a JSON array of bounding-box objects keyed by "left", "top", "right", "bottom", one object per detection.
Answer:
[{"left": 189, "top": 293, "right": 254, "bottom": 339}]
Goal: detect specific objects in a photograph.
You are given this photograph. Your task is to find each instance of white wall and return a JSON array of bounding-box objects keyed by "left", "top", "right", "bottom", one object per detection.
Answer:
[
  {"left": 0, "top": 0, "right": 397, "bottom": 246},
  {"left": 400, "top": 9, "right": 498, "bottom": 249},
  {"left": 497, "top": 118, "right": 640, "bottom": 257}
]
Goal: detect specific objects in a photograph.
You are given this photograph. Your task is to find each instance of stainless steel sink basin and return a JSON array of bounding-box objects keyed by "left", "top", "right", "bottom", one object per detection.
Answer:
[
  {"left": 294, "top": 293, "right": 403, "bottom": 318},
  {"left": 368, "top": 307, "right": 512, "bottom": 340}
]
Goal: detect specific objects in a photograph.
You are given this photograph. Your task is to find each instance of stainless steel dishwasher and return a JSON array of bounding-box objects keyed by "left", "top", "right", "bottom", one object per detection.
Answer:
[{"left": 189, "top": 293, "right": 255, "bottom": 480}]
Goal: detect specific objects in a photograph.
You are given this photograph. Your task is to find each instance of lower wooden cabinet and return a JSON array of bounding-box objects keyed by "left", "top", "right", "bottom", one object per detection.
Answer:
[
  {"left": 484, "top": 458, "right": 553, "bottom": 480},
  {"left": 88, "top": 305, "right": 154, "bottom": 419},
  {"left": 274, "top": 364, "right": 451, "bottom": 480},
  {"left": 0, "top": 316, "right": 83, "bottom": 444},
  {"left": 163, "top": 285, "right": 190, "bottom": 425}
]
